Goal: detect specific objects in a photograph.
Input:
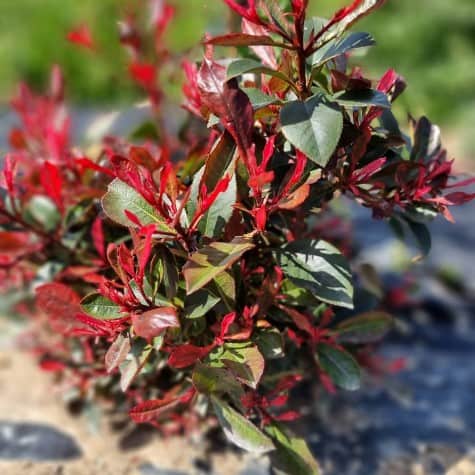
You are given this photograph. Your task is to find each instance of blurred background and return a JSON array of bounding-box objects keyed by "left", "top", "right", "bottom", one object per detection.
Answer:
[{"left": 0, "top": 0, "right": 474, "bottom": 166}]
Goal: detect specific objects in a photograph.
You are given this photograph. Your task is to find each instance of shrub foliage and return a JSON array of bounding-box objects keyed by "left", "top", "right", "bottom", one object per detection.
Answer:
[{"left": 1, "top": 1, "right": 473, "bottom": 473}]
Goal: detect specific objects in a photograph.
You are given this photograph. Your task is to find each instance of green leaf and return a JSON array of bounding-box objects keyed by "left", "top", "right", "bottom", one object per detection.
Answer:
[
  {"left": 102, "top": 179, "right": 175, "bottom": 234},
  {"left": 317, "top": 343, "right": 361, "bottom": 391},
  {"left": 23, "top": 195, "right": 61, "bottom": 232},
  {"left": 404, "top": 205, "right": 438, "bottom": 224},
  {"left": 187, "top": 134, "right": 237, "bottom": 238},
  {"left": 407, "top": 219, "right": 432, "bottom": 257},
  {"left": 211, "top": 396, "right": 275, "bottom": 454},
  {"left": 129, "top": 121, "right": 160, "bottom": 141},
  {"left": 280, "top": 94, "right": 343, "bottom": 166},
  {"left": 410, "top": 116, "right": 441, "bottom": 162},
  {"left": 311, "top": 31, "right": 375, "bottom": 67},
  {"left": 211, "top": 271, "right": 236, "bottom": 307},
  {"left": 119, "top": 339, "right": 153, "bottom": 391},
  {"left": 335, "top": 312, "right": 393, "bottom": 344},
  {"left": 266, "top": 422, "right": 321, "bottom": 475},
  {"left": 189, "top": 167, "right": 237, "bottom": 238},
  {"left": 303, "top": 17, "right": 327, "bottom": 45},
  {"left": 359, "top": 263, "right": 384, "bottom": 299},
  {"left": 222, "top": 345, "right": 265, "bottom": 389},
  {"left": 227, "top": 58, "right": 291, "bottom": 85},
  {"left": 242, "top": 88, "right": 281, "bottom": 110},
  {"left": 277, "top": 240, "right": 354, "bottom": 309},
  {"left": 184, "top": 236, "right": 255, "bottom": 295},
  {"left": 333, "top": 89, "right": 391, "bottom": 108},
  {"left": 184, "top": 290, "right": 220, "bottom": 320},
  {"left": 80, "top": 293, "right": 123, "bottom": 320},
  {"left": 255, "top": 329, "right": 284, "bottom": 360},
  {"left": 192, "top": 364, "right": 244, "bottom": 404}
]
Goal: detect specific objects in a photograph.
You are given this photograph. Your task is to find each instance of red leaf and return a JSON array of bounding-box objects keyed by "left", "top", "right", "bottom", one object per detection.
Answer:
[
  {"left": 40, "top": 161, "right": 63, "bottom": 212},
  {"left": 36, "top": 283, "right": 82, "bottom": 333},
  {"left": 129, "top": 396, "right": 182, "bottom": 423},
  {"left": 168, "top": 344, "right": 214, "bottom": 369},
  {"left": 352, "top": 157, "right": 387, "bottom": 183},
  {"left": 242, "top": 19, "right": 277, "bottom": 68},
  {"left": 129, "top": 388, "right": 194, "bottom": 423},
  {"left": 91, "top": 217, "right": 106, "bottom": 261},
  {"left": 129, "top": 62, "right": 156, "bottom": 88},
  {"left": 206, "top": 33, "right": 280, "bottom": 48},
  {"left": 67, "top": 24, "right": 95, "bottom": 50},
  {"left": 252, "top": 206, "right": 268, "bottom": 231},
  {"left": 197, "top": 57, "right": 254, "bottom": 154},
  {"left": 3, "top": 154, "right": 17, "bottom": 196},
  {"left": 219, "top": 312, "right": 236, "bottom": 339},
  {"left": 0, "top": 232, "right": 31, "bottom": 254},
  {"left": 274, "top": 410, "right": 301, "bottom": 421},
  {"left": 39, "top": 360, "right": 66, "bottom": 372},
  {"left": 36, "top": 283, "right": 81, "bottom": 318},
  {"left": 223, "top": 0, "right": 261, "bottom": 24},
  {"left": 8, "top": 129, "right": 26, "bottom": 150},
  {"left": 76, "top": 157, "right": 115, "bottom": 177},
  {"left": 137, "top": 224, "right": 155, "bottom": 285},
  {"left": 291, "top": 0, "right": 308, "bottom": 17},
  {"left": 248, "top": 171, "right": 275, "bottom": 190},
  {"left": 444, "top": 192, "right": 475, "bottom": 205},
  {"left": 132, "top": 307, "right": 180, "bottom": 341},
  {"left": 279, "top": 305, "right": 314, "bottom": 336}
]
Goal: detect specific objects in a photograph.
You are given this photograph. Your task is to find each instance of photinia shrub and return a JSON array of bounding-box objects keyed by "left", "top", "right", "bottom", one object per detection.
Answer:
[{"left": 1, "top": 0, "right": 474, "bottom": 472}]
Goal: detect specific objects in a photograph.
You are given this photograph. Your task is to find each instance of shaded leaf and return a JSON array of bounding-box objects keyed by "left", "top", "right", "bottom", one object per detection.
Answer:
[
  {"left": 266, "top": 422, "right": 321, "bottom": 475},
  {"left": 280, "top": 94, "right": 343, "bottom": 166},
  {"left": 184, "top": 236, "right": 255, "bottom": 294},
  {"left": 407, "top": 219, "right": 432, "bottom": 257},
  {"left": 198, "top": 58, "right": 254, "bottom": 152},
  {"left": 359, "top": 263, "right": 384, "bottom": 299},
  {"left": 317, "top": 343, "right": 361, "bottom": 391},
  {"left": 242, "top": 88, "right": 281, "bottom": 110},
  {"left": 333, "top": 89, "right": 391, "bottom": 108},
  {"left": 311, "top": 31, "right": 375, "bottom": 66},
  {"left": 192, "top": 363, "right": 244, "bottom": 403},
  {"left": 222, "top": 345, "right": 265, "bottom": 389},
  {"left": 255, "top": 329, "right": 284, "bottom": 360},
  {"left": 189, "top": 165, "right": 237, "bottom": 238},
  {"left": 184, "top": 290, "right": 220, "bottom": 319},
  {"left": 211, "top": 271, "right": 236, "bottom": 307},
  {"left": 24, "top": 195, "right": 61, "bottom": 232},
  {"left": 335, "top": 312, "right": 393, "bottom": 344},
  {"left": 277, "top": 240, "right": 354, "bottom": 309},
  {"left": 410, "top": 116, "right": 441, "bottom": 162},
  {"left": 227, "top": 58, "right": 291, "bottom": 85}
]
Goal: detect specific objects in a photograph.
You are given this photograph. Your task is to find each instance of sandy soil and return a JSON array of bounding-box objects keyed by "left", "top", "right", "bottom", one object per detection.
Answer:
[{"left": 0, "top": 342, "right": 249, "bottom": 475}]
